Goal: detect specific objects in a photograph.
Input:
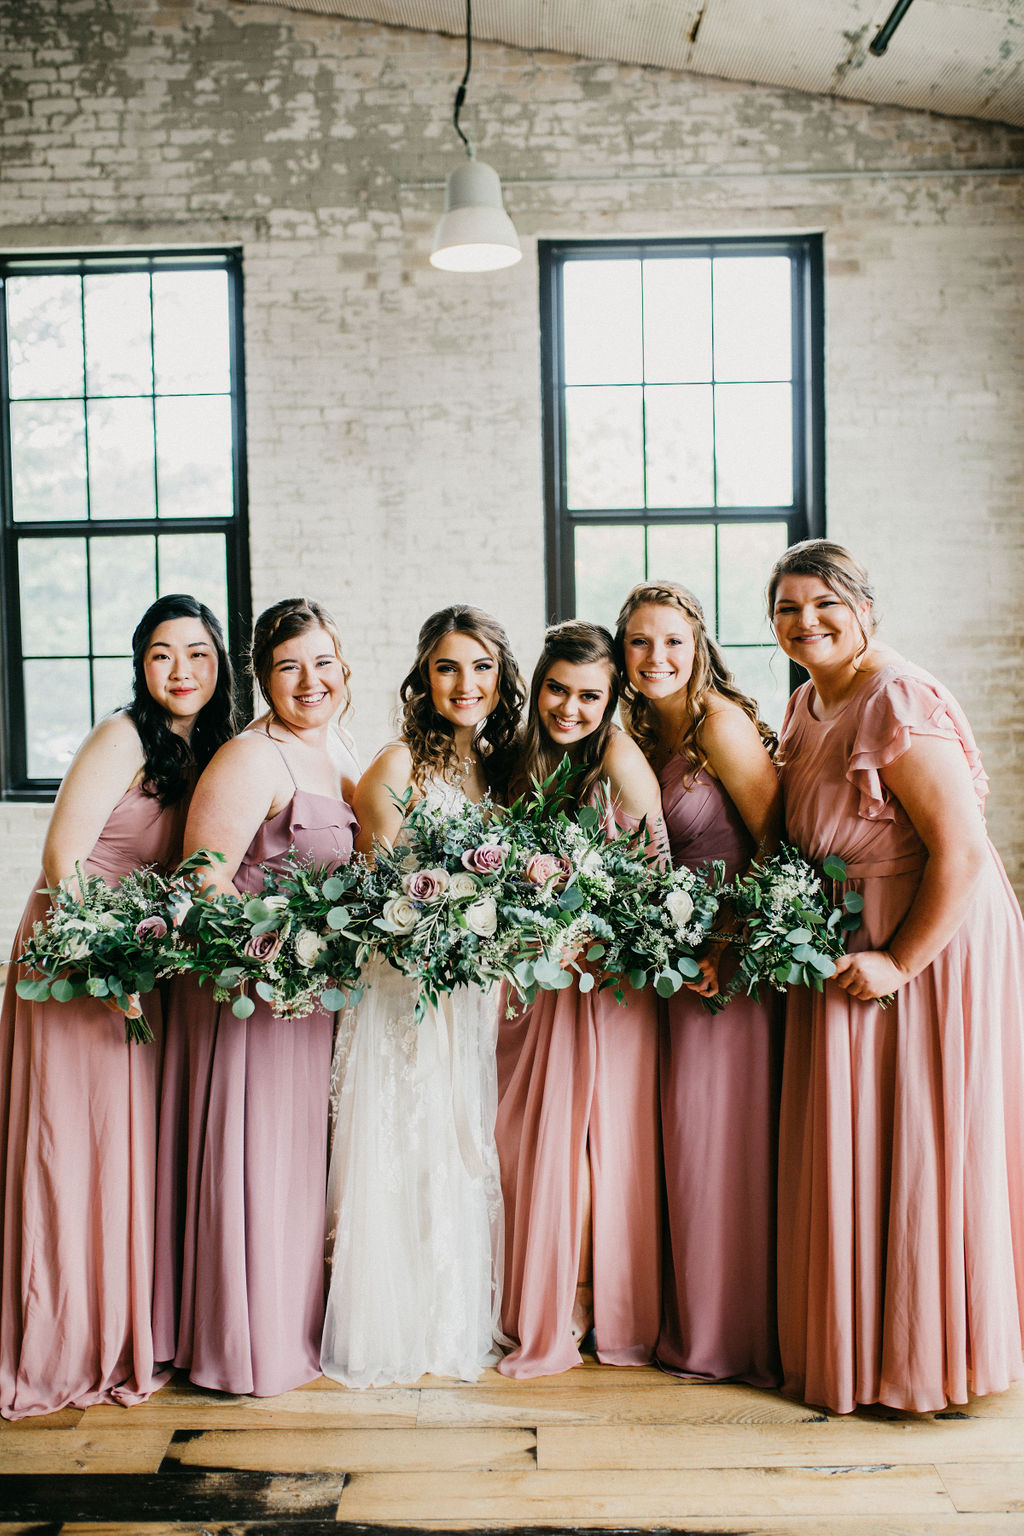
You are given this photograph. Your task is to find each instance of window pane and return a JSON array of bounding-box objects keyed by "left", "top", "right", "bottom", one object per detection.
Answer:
[
  {"left": 642, "top": 259, "right": 712, "bottom": 384},
  {"left": 562, "top": 261, "right": 642, "bottom": 385},
  {"left": 19, "top": 538, "right": 88, "bottom": 656},
  {"left": 573, "top": 524, "right": 645, "bottom": 632},
  {"left": 565, "top": 386, "right": 643, "bottom": 510},
  {"left": 92, "top": 656, "right": 133, "bottom": 720},
  {"left": 152, "top": 269, "right": 231, "bottom": 394},
  {"left": 712, "top": 257, "right": 792, "bottom": 382},
  {"left": 24, "top": 658, "right": 91, "bottom": 778},
  {"left": 722, "top": 645, "right": 790, "bottom": 734},
  {"left": 158, "top": 533, "right": 229, "bottom": 625},
  {"left": 644, "top": 523, "right": 717, "bottom": 627},
  {"left": 90, "top": 537, "right": 156, "bottom": 653},
  {"left": 156, "top": 395, "right": 233, "bottom": 518},
  {"left": 716, "top": 521, "right": 788, "bottom": 645},
  {"left": 84, "top": 272, "right": 153, "bottom": 396},
  {"left": 11, "top": 400, "right": 87, "bottom": 521},
  {"left": 715, "top": 384, "right": 793, "bottom": 507},
  {"left": 6, "top": 275, "right": 84, "bottom": 399},
  {"left": 87, "top": 398, "right": 157, "bottom": 521},
  {"left": 644, "top": 385, "right": 714, "bottom": 508}
]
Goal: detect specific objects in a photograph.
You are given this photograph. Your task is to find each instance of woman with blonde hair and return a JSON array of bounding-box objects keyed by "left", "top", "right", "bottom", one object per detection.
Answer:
[{"left": 616, "top": 580, "right": 783, "bottom": 1388}]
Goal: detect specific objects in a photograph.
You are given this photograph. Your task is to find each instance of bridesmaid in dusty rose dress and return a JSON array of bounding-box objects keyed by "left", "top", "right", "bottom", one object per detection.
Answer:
[
  {"left": 770, "top": 539, "right": 1024, "bottom": 1413},
  {"left": 616, "top": 581, "right": 783, "bottom": 1388},
  {"left": 154, "top": 598, "right": 358, "bottom": 1398},
  {"left": 0, "top": 595, "right": 234, "bottom": 1419},
  {"left": 496, "top": 621, "right": 665, "bottom": 1378}
]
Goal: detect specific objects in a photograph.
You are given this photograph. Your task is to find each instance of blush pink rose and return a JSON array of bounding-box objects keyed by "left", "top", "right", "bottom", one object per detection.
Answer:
[
  {"left": 461, "top": 843, "right": 507, "bottom": 876},
  {"left": 523, "top": 852, "right": 572, "bottom": 888}
]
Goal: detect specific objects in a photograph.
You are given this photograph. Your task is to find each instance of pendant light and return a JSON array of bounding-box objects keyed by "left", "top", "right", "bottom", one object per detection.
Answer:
[{"left": 430, "top": 0, "right": 521, "bottom": 272}]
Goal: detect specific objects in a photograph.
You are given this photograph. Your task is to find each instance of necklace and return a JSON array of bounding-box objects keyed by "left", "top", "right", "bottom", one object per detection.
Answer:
[{"left": 451, "top": 749, "right": 479, "bottom": 788}]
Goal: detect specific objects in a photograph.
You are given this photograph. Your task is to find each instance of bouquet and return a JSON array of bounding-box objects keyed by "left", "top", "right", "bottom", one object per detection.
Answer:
[
  {"left": 13, "top": 854, "right": 208, "bottom": 1043},
  {"left": 726, "top": 845, "right": 861, "bottom": 1001},
  {"left": 168, "top": 850, "right": 365, "bottom": 1020}
]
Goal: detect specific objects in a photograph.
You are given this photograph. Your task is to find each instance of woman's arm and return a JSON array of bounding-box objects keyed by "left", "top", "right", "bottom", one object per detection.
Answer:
[
  {"left": 701, "top": 703, "right": 782, "bottom": 852},
  {"left": 600, "top": 731, "right": 666, "bottom": 860},
  {"left": 832, "top": 732, "right": 989, "bottom": 1001},
  {"left": 42, "top": 713, "right": 146, "bottom": 890},
  {"left": 352, "top": 744, "right": 416, "bottom": 860},
  {"left": 182, "top": 734, "right": 288, "bottom": 896}
]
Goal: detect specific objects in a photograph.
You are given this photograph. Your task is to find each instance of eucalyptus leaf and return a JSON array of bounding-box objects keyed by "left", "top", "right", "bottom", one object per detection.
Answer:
[
  {"left": 51, "top": 977, "right": 76, "bottom": 1002},
  {"left": 255, "top": 980, "right": 276, "bottom": 1002},
  {"left": 628, "top": 968, "right": 646, "bottom": 991},
  {"left": 809, "top": 951, "right": 837, "bottom": 977},
  {"left": 655, "top": 970, "right": 681, "bottom": 998},
  {"left": 822, "top": 854, "right": 848, "bottom": 880},
  {"left": 843, "top": 891, "right": 865, "bottom": 913},
  {"left": 232, "top": 994, "right": 256, "bottom": 1018},
  {"left": 320, "top": 988, "right": 348, "bottom": 1011},
  {"left": 677, "top": 956, "right": 701, "bottom": 980},
  {"left": 577, "top": 806, "right": 599, "bottom": 830},
  {"left": 785, "top": 927, "right": 813, "bottom": 944},
  {"left": 322, "top": 877, "right": 346, "bottom": 901},
  {"left": 585, "top": 944, "right": 605, "bottom": 962},
  {"left": 326, "top": 907, "right": 351, "bottom": 930},
  {"left": 244, "top": 898, "right": 272, "bottom": 923},
  {"left": 558, "top": 885, "right": 584, "bottom": 912},
  {"left": 578, "top": 972, "right": 595, "bottom": 994}
]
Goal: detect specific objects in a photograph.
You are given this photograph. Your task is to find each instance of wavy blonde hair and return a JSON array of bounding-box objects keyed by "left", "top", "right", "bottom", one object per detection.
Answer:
[
  {"left": 614, "top": 580, "right": 777, "bottom": 773},
  {"left": 250, "top": 597, "right": 351, "bottom": 720},
  {"left": 399, "top": 606, "right": 524, "bottom": 797}
]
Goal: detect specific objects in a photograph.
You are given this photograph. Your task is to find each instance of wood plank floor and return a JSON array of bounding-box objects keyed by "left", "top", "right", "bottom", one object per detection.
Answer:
[{"left": 1, "top": 1360, "right": 1023, "bottom": 1534}]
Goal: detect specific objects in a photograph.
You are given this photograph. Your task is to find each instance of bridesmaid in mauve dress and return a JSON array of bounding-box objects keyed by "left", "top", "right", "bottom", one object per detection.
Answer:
[
  {"left": 497, "top": 621, "right": 665, "bottom": 1379},
  {"left": 154, "top": 598, "right": 358, "bottom": 1398},
  {"left": 0, "top": 594, "right": 234, "bottom": 1419},
  {"left": 769, "top": 539, "right": 1024, "bottom": 1413},
  {"left": 616, "top": 581, "right": 783, "bottom": 1388}
]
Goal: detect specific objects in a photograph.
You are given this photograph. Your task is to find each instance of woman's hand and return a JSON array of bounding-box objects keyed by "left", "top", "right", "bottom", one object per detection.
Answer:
[
  {"left": 683, "top": 950, "right": 720, "bottom": 997},
  {"left": 832, "top": 950, "right": 906, "bottom": 1001}
]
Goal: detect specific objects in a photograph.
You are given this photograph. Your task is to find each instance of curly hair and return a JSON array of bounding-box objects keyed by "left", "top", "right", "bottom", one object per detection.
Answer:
[
  {"left": 766, "top": 538, "right": 878, "bottom": 658},
  {"left": 250, "top": 597, "right": 351, "bottom": 720},
  {"left": 399, "top": 606, "right": 524, "bottom": 797},
  {"left": 127, "top": 593, "right": 236, "bottom": 806},
  {"left": 517, "top": 621, "right": 620, "bottom": 813},
  {"left": 615, "top": 580, "right": 777, "bottom": 774}
]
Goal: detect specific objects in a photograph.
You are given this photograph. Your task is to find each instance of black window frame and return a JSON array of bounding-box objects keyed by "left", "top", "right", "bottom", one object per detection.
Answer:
[
  {"left": 0, "top": 247, "right": 252, "bottom": 801},
  {"left": 539, "top": 235, "right": 825, "bottom": 679}
]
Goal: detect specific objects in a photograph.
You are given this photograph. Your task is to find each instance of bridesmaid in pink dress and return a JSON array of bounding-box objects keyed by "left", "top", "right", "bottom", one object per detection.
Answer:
[
  {"left": 496, "top": 621, "right": 665, "bottom": 1378},
  {"left": 154, "top": 598, "right": 359, "bottom": 1397},
  {"left": 0, "top": 594, "right": 234, "bottom": 1418},
  {"left": 615, "top": 581, "right": 784, "bottom": 1388},
  {"left": 770, "top": 539, "right": 1024, "bottom": 1413}
]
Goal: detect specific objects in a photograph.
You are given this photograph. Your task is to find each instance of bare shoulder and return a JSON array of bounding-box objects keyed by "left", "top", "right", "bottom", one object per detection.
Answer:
[
  {"left": 701, "top": 696, "right": 769, "bottom": 752},
  {"left": 65, "top": 710, "right": 145, "bottom": 779},
  {"left": 601, "top": 725, "right": 650, "bottom": 774},
  {"left": 363, "top": 741, "right": 414, "bottom": 791}
]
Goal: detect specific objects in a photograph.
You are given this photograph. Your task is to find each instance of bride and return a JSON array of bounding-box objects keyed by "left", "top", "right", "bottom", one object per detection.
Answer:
[{"left": 320, "top": 605, "right": 524, "bottom": 1387}]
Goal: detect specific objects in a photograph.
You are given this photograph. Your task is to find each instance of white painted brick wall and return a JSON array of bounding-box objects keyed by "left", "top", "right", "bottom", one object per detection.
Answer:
[{"left": 0, "top": 0, "right": 1022, "bottom": 955}]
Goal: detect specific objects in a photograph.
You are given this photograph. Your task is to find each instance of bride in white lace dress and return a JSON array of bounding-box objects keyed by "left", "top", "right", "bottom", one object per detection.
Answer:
[{"left": 321, "top": 607, "right": 525, "bottom": 1387}]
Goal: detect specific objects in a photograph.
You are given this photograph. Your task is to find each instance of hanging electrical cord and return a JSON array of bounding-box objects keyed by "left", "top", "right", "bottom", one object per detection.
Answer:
[
  {"left": 869, "top": 0, "right": 917, "bottom": 57},
  {"left": 453, "top": 0, "right": 474, "bottom": 157}
]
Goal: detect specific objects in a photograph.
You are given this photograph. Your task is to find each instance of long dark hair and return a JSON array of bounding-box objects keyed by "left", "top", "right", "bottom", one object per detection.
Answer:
[
  {"left": 127, "top": 594, "right": 236, "bottom": 805},
  {"left": 399, "top": 605, "right": 524, "bottom": 797},
  {"left": 518, "top": 621, "right": 620, "bottom": 812}
]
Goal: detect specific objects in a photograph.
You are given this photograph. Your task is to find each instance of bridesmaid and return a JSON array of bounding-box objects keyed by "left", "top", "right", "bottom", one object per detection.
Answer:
[
  {"left": 0, "top": 594, "right": 233, "bottom": 1419},
  {"left": 615, "top": 582, "right": 783, "bottom": 1388},
  {"left": 496, "top": 620, "right": 665, "bottom": 1378},
  {"left": 769, "top": 539, "right": 1024, "bottom": 1412},
  {"left": 155, "top": 597, "right": 358, "bottom": 1397}
]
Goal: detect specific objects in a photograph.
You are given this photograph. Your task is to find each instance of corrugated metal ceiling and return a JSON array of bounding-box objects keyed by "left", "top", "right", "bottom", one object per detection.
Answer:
[{"left": 240, "top": 0, "right": 1024, "bottom": 126}]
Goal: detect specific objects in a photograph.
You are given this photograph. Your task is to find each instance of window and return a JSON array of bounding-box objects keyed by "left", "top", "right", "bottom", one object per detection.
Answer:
[
  {"left": 0, "top": 249, "right": 250, "bottom": 797},
  {"left": 540, "top": 236, "right": 824, "bottom": 724}
]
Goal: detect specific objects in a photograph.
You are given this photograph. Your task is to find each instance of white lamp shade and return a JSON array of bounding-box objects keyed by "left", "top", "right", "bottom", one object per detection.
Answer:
[{"left": 430, "top": 159, "right": 522, "bottom": 272}]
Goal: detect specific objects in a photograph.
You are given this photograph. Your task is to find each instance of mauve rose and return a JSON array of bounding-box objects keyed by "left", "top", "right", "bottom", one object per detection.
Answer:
[
  {"left": 523, "top": 852, "right": 572, "bottom": 888},
  {"left": 403, "top": 867, "right": 450, "bottom": 902},
  {"left": 134, "top": 915, "right": 168, "bottom": 942},
  {"left": 244, "top": 931, "right": 283, "bottom": 963},
  {"left": 461, "top": 843, "right": 507, "bottom": 876}
]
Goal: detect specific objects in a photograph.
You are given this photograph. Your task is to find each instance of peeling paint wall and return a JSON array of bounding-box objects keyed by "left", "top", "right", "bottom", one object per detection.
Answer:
[{"left": 0, "top": 0, "right": 1022, "bottom": 948}]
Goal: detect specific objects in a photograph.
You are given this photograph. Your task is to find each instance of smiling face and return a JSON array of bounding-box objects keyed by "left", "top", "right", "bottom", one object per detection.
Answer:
[
  {"left": 537, "top": 658, "right": 613, "bottom": 749},
  {"left": 143, "top": 618, "right": 219, "bottom": 733},
  {"left": 621, "top": 602, "right": 697, "bottom": 704},
  {"left": 771, "top": 574, "right": 870, "bottom": 674},
  {"left": 266, "top": 625, "right": 348, "bottom": 733},
  {"left": 427, "top": 631, "right": 500, "bottom": 734}
]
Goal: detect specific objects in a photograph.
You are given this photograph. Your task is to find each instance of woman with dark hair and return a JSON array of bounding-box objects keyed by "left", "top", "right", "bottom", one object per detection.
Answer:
[
  {"left": 0, "top": 594, "right": 233, "bottom": 1419},
  {"left": 769, "top": 539, "right": 1024, "bottom": 1413},
  {"left": 154, "top": 597, "right": 359, "bottom": 1398},
  {"left": 616, "top": 581, "right": 783, "bottom": 1389},
  {"left": 495, "top": 621, "right": 666, "bottom": 1379},
  {"left": 320, "top": 605, "right": 524, "bottom": 1388}
]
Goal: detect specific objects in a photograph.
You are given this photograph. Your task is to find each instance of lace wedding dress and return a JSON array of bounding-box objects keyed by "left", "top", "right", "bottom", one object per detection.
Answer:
[{"left": 320, "top": 778, "right": 506, "bottom": 1387}]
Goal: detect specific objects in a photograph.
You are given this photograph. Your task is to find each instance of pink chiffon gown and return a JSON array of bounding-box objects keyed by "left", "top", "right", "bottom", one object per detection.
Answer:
[
  {"left": 656, "top": 760, "right": 783, "bottom": 1388},
  {"left": 0, "top": 785, "right": 186, "bottom": 1419},
  {"left": 495, "top": 800, "right": 662, "bottom": 1378},
  {"left": 778, "top": 661, "right": 1024, "bottom": 1413},
  {"left": 153, "top": 748, "right": 357, "bottom": 1397}
]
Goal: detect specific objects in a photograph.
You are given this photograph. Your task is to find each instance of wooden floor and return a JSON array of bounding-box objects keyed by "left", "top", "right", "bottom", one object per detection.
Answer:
[{"left": 2, "top": 1360, "right": 1024, "bottom": 1534}]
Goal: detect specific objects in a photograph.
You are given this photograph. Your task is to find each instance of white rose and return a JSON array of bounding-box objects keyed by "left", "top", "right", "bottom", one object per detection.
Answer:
[
  {"left": 448, "top": 871, "right": 478, "bottom": 900},
  {"left": 65, "top": 937, "right": 91, "bottom": 961},
  {"left": 96, "top": 912, "right": 121, "bottom": 930},
  {"left": 382, "top": 894, "right": 419, "bottom": 934},
  {"left": 263, "top": 895, "right": 289, "bottom": 912},
  {"left": 580, "top": 851, "right": 605, "bottom": 877},
  {"left": 665, "top": 889, "right": 695, "bottom": 931},
  {"left": 465, "top": 895, "right": 498, "bottom": 937},
  {"left": 294, "top": 929, "right": 322, "bottom": 967}
]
